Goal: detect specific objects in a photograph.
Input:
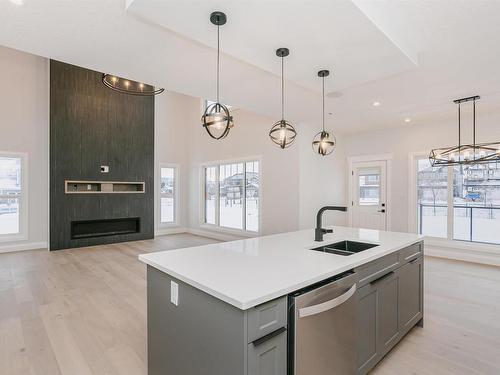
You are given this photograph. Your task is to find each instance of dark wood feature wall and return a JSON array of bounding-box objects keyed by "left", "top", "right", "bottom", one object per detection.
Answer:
[{"left": 50, "top": 60, "right": 154, "bottom": 250}]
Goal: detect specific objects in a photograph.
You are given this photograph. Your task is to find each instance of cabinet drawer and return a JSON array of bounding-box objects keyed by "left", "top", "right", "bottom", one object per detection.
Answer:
[
  {"left": 247, "top": 329, "right": 287, "bottom": 375},
  {"left": 356, "top": 253, "right": 399, "bottom": 287},
  {"left": 247, "top": 297, "right": 287, "bottom": 343},
  {"left": 399, "top": 242, "right": 422, "bottom": 264}
]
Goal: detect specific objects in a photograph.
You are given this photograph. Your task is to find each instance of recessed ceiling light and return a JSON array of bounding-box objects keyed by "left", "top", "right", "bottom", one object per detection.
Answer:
[
  {"left": 373, "top": 101, "right": 380, "bottom": 107},
  {"left": 9, "top": 0, "right": 25, "bottom": 5},
  {"left": 404, "top": 118, "right": 411, "bottom": 123}
]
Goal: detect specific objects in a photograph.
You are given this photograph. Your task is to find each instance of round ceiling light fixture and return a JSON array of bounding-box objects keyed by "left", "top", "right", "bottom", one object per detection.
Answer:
[
  {"left": 102, "top": 74, "right": 164, "bottom": 96},
  {"left": 201, "top": 11, "right": 234, "bottom": 140},
  {"left": 312, "top": 70, "right": 336, "bottom": 156},
  {"left": 269, "top": 47, "right": 297, "bottom": 149}
]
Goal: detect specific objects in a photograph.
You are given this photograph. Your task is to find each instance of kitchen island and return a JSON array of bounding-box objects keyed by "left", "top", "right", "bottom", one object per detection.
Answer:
[{"left": 139, "top": 226, "right": 424, "bottom": 375}]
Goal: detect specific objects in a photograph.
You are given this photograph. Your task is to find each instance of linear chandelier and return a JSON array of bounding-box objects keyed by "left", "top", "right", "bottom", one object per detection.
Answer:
[
  {"left": 102, "top": 74, "right": 164, "bottom": 96},
  {"left": 429, "top": 96, "right": 500, "bottom": 166}
]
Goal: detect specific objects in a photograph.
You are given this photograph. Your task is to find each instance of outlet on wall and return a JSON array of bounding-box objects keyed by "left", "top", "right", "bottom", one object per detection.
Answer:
[
  {"left": 100, "top": 165, "right": 109, "bottom": 173},
  {"left": 170, "top": 281, "right": 179, "bottom": 306}
]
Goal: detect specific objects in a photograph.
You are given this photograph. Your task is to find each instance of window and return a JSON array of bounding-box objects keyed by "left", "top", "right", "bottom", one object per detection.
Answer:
[
  {"left": 413, "top": 153, "right": 500, "bottom": 245},
  {"left": 416, "top": 158, "right": 448, "bottom": 238},
  {"left": 0, "top": 154, "right": 25, "bottom": 239},
  {"left": 358, "top": 167, "right": 381, "bottom": 206},
  {"left": 160, "top": 165, "right": 178, "bottom": 225},
  {"left": 453, "top": 162, "right": 500, "bottom": 244},
  {"left": 203, "top": 160, "right": 259, "bottom": 233}
]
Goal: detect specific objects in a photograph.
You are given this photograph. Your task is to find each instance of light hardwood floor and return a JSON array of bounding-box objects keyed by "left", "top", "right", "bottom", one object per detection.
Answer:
[{"left": 0, "top": 235, "right": 499, "bottom": 375}]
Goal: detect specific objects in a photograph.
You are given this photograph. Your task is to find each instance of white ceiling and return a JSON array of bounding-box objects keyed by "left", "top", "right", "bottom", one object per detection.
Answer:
[
  {"left": 1, "top": 0, "right": 500, "bottom": 135},
  {"left": 126, "top": 0, "right": 416, "bottom": 94}
]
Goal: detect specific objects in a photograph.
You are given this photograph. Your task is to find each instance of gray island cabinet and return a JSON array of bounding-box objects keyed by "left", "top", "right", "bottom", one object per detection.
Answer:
[
  {"left": 356, "top": 242, "right": 423, "bottom": 374},
  {"left": 147, "top": 266, "right": 288, "bottom": 375},
  {"left": 140, "top": 227, "right": 424, "bottom": 375}
]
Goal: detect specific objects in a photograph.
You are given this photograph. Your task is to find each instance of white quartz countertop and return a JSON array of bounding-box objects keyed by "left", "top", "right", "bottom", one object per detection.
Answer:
[{"left": 138, "top": 226, "right": 423, "bottom": 310}]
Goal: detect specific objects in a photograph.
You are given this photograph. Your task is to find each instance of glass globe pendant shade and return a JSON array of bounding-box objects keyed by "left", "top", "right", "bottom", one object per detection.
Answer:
[
  {"left": 312, "top": 130, "right": 336, "bottom": 156},
  {"left": 201, "top": 102, "right": 234, "bottom": 140},
  {"left": 269, "top": 119, "right": 297, "bottom": 149}
]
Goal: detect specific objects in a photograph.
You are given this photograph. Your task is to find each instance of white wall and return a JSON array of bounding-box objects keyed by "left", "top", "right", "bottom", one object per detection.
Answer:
[
  {"left": 0, "top": 46, "right": 48, "bottom": 251},
  {"left": 187, "top": 106, "right": 301, "bottom": 236},
  {"left": 344, "top": 112, "right": 500, "bottom": 233},
  {"left": 154, "top": 91, "right": 196, "bottom": 232},
  {"left": 298, "top": 124, "right": 348, "bottom": 229}
]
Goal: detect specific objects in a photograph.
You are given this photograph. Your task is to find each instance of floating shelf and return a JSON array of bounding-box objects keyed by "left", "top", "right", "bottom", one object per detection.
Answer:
[{"left": 65, "top": 180, "right": 145, "bottom": 194}]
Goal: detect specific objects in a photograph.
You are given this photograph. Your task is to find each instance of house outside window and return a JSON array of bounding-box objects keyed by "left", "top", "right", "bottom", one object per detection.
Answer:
[
  {"left": 159, "top": 164, "right": 178, "bottom": 225},
  {"left": 0, "top": 153, "right": 26, "bottom": 241},
  {"left": 203, "top": 159, "right": 259, "bottom": 233},
  {"left": 413, "top": 153, "right": 500, "bottom": 245}
]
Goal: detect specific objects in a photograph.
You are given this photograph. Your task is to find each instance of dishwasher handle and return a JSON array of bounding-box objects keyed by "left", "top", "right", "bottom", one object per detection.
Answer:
[{"left": 298, "top": 284, "right": 357, "bottom": 318}]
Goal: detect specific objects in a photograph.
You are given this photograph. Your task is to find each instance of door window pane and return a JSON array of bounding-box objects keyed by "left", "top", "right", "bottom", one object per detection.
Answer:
[
  {"left": 219, "top": 163, "right": 244, "bottom": 230},
  {"left": 453, "top": 162, "right": 500, "bottom": 244},
  {"left": 205, "top": 166, "right": 217, "bottom": 225},
  {"left": 160, "top": 167, "right": 176, "bottom": 224},
  {"left": 245, "top": 161, "right": 259, "bottom": 232},
  {"left": 416, "top": 158, "right": 447, "bottom": 238},
  {"left": 358, "top": 167, "right": 380, "bottom": 206},
  {"left": 0, "top": 156, "right": 21, "bottom": 235}
]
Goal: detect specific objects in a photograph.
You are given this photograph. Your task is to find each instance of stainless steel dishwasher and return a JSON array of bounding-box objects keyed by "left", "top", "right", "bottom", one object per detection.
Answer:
[{"left": 288, "top": 271, "right": 357, "bottom": 375}]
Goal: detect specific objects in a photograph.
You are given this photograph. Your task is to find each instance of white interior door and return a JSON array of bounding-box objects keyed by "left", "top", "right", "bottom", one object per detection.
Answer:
[{"left": 350, "top": 160, "right": 387, "bottom": 230}]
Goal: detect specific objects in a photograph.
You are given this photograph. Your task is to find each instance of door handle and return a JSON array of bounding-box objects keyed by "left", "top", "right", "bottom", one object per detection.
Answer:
[
  {"left": 377, "top": 209, "right": 386, "bottom": 213},
  {"left": 370, "top": 271, "right": 394, "bottom": 285},
  {"left": 298, "top": 284, "right": 357, "bottom": 318},
  {"left": 252, "top": 327, "right": 286, "bottom": 347}
]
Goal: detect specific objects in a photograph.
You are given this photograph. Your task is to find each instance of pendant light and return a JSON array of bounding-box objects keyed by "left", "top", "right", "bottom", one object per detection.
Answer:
[
  {"left": 269, "top": 48, "right": 297, "bottom": 149},
  {"left": 201, "top": 11, "right": 234, "bottom": 140},
  {"left": 312, "top": 70, "right": 336, "bottom": 156},
  {"left": 429, "top": 96, "right": 500, "bottom": 166},
  {"left": 102, "top": 74, "right": 164, "bottom": 96}
]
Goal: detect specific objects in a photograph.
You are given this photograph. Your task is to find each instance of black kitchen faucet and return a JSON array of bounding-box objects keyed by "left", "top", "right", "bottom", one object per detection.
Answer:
[{"left": 315, "top": 206, "right": 348, "bottom": 241}]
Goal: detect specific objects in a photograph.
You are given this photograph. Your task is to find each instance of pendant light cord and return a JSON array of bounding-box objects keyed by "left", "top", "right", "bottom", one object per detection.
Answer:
[
  {"left": 473, "top": 98, "right": 476, "bottom": 152},
  {"left": 216, "top": 24, "right": 220, "bottom": 103},
  {"left": 281, "top": 55, "right": 284, "bottom": 120},
  {"left": 322, "top": 76, "right": 325, "bottom": 132},
  {"left": 458, "top": 102, "right": 461, "bottom": 151}
]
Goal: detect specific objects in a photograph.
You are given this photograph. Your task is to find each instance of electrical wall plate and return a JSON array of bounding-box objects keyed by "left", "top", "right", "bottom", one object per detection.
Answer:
[
  {"left": 170, "top": 281, "right": 179, "bottom": 306},
  {"left": 100, "top": 165, "right": 109, "bottom": 173}
]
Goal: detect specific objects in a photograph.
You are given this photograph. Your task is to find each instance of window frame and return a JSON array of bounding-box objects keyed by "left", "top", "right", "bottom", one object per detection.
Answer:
[
  {"left": 0, "top": 151, "right": 28, "bottom": 243},
  {"left": 409, "top": 151, "right": 500, "bottom": 245},
  {"left": 409, "top": 152, "right": 452, "bottom": 239},
  {"left": 158, "top": 163, "right": 179, "bottom": 228},
  {"left": 199, "top": 157, "right": 261, "bottom": 236}
]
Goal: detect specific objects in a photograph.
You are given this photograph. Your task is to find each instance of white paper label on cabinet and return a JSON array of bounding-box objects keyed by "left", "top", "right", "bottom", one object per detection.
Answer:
[{"left": 170, "top": 281, "right": 179, "bottom": 306}]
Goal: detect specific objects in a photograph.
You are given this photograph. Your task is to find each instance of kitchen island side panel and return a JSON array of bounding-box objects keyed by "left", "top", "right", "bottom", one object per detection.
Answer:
[{"left": 147, "top": 266, "right": 247, "bottom": 375}]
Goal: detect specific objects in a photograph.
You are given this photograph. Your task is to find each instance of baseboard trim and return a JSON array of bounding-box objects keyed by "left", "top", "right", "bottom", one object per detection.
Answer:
[
  {"left": 187, "top": 228, "right": 243, "bottom": 242},
  {"left": 155, "top": 227, "right": 188, "bottom": 237},
  {"left": 0, "top": 241, "right": 48, "bottom": 254},
  {"left": 425, "top": 238, "right": 500, "bottom": 267}
]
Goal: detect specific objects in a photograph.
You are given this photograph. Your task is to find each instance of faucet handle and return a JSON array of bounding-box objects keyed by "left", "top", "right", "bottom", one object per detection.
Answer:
[{"left": 323, "top": 229, "right": 333, "bottom": 234}]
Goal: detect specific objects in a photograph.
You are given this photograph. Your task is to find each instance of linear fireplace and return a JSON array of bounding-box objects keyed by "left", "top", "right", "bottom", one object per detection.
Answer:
[{"left": 71, "top": 218, "right": 141, "bottom": 239}]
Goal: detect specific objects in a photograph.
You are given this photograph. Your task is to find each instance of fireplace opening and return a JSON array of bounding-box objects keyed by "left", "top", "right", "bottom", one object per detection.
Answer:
[{"left": 71, "top": 217, "right": 140, "bottom": 239}]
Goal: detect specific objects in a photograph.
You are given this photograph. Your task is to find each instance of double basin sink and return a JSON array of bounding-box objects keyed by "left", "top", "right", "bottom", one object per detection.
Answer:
[{"left": 311, "top": 240, "right": 378, "bottom": 256}]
